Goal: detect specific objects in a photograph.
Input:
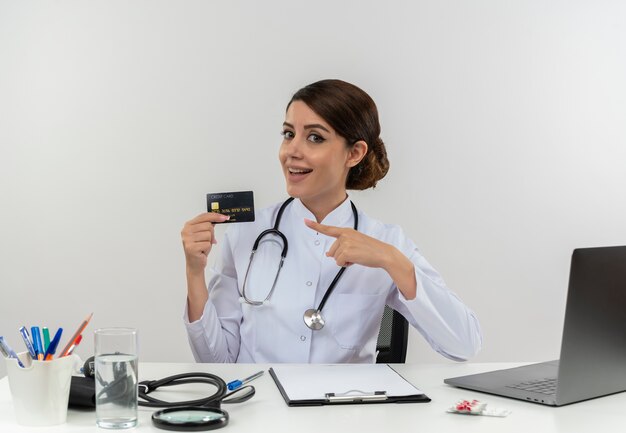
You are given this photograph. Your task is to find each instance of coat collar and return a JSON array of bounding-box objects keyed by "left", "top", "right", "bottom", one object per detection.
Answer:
[{"left": 290, "top": 196, "right": 355, "bottom": 228}]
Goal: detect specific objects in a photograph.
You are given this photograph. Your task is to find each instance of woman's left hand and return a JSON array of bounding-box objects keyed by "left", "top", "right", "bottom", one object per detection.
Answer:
[{"left": 304, "top": 219, "right": 391, "bottom": 268}]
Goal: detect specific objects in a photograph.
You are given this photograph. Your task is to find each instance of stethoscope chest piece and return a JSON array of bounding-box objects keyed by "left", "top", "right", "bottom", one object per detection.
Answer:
[{"left": 303, "top": 309, "right": 325, "bottom": 330}]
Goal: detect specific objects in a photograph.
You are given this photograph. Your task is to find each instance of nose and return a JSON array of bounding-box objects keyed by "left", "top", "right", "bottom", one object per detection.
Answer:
[{"left": 281, "top": 135, "right": 304, "bottom": 160}]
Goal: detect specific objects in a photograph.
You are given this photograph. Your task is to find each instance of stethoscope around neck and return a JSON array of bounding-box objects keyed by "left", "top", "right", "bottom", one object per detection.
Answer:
[{"left": 239, "top": 197, "right": 359, "bottom": 331}]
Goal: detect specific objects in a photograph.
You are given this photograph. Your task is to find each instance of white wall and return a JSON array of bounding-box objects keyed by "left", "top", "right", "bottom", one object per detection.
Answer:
[{"left": 1, "top": 0, "right": 625, "bottom": 378}]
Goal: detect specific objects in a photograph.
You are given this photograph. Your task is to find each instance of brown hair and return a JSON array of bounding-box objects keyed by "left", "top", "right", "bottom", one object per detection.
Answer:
[{"left": 287, "top": 79, "right": 390, "bottom": 190}]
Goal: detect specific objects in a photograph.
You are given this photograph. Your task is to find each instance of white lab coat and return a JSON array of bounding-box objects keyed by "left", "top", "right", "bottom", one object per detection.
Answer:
[{"left": 184, "top": 197, "right": 482, "bottom": 363}]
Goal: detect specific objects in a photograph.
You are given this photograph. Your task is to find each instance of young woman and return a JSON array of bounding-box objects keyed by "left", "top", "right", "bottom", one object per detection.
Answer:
[{"left": 181, "top": 79, "right": 482, "bottom": 363}]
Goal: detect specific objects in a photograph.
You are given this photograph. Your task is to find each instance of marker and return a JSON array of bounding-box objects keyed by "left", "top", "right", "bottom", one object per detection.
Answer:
[
  {"left": 0, "top": 336, "right": 25, "bottom": 368},
  {"left": 43, "top": 328, "right": 63, "bottom": 361},
  {"left": 42, "top": 327, "right": 51, "bottom": 352},
  {"left": 65, "top": 334, "right": 83, "bottom": 356},
  {"left": 227, "top": 370, "right": 264, "bottom": 391},
  {"left": 59, "top": 313, "right": 93, "bottom": 357},
  {"left": 31, "top": 326, "right": 44, "bottom": 361},
  {"left": 18, "top": 326, "right": 37, "bottom": 359}
]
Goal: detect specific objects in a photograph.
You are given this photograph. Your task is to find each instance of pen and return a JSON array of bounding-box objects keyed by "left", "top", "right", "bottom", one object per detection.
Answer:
[
  {"left": 59, "top": 312, "right": 93, "bottom": 357},
  {"left": 18, "top": 326, "right": 37, "bottom": 359},
  {"left": 43, "top": 328, "right": 63, "bottom": 360},
  {"left": 0, "top": 338, "right": 8, "bottom": 358},
  {"left": 31, "top": 326, "right": 44, "bottom": 361},
  {"left": 42, "top": 327, "right": 51, "bottom": 352},
  {"left": 65, "top": 334, "right": 83, "bottom": 356},
  {"left": 227, "top": 370, "right": 264, "bottom": 391},
  {"left": 0, "top": 336, "right": 25, "bottom": 368}
]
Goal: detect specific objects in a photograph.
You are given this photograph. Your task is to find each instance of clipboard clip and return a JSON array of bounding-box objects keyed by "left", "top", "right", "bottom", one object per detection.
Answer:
[{"left": 325, "top": 390, "right": 388, "bottom": 403}]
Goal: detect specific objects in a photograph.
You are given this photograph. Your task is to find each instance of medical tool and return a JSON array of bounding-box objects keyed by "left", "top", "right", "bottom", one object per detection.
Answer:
[
  {"left": 142, "top": 372, "right": 254, "bottom": 430},
  {"left": 239, "top": 197, "right": 359, "bottom": 330},
  {"left": 75, "top": 355, "right": 255, "bottom": 431}
]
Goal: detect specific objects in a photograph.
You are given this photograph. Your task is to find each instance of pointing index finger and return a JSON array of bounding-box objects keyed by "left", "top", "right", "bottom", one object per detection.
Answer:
[{"left": 304, "top": 218, "right": 343, "bottom": 238}]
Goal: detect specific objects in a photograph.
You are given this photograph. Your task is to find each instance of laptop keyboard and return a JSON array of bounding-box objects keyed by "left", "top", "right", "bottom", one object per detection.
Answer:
[{"left": 506, "top": 378, "right": 557, "bottom": 395}]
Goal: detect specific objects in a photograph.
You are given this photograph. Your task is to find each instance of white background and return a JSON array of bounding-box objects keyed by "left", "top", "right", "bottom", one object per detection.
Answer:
[{"left": 1, "top": 0, "right": 625, "bottom": 378}]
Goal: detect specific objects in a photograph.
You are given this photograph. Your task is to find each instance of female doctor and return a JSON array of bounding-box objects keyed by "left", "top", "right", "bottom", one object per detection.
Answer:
[{"left": 181, "top": 79, "right": 482, "bottom": 363}]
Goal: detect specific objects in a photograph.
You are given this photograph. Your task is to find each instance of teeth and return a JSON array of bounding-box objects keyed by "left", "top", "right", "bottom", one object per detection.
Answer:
[{"left": 289, "top": 168, "right": 312, "bottom": 174}]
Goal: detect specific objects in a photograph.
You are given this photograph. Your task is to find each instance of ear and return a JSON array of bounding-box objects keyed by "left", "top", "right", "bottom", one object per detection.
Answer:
[{"left": 346, "top": 140, "right": 368, "bottom": 168}]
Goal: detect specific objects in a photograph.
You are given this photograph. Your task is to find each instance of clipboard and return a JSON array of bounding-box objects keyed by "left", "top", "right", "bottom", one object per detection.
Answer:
[{"left": 269, "top": 364, "right": 430, "bottom": 406}]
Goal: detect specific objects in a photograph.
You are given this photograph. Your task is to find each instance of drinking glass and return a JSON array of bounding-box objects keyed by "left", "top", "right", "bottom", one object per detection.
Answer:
[{"left": 94, "top": 328, "right": 138, "bottom": 429}]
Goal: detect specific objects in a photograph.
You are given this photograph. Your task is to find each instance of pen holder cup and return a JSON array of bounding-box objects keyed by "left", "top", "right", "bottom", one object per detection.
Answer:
[{"left": 5, "top": 352, "right": 80, "bottom": 426}]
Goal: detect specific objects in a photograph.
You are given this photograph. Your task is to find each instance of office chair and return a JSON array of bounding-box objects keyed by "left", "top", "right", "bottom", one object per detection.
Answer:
[{"left": 375, "top": 306, "right": 408, "bottom": 363}]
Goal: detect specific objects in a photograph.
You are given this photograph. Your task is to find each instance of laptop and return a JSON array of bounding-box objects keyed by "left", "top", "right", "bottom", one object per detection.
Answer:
[{"left": 445, "top": 245, "right": 626, "bottom": 406}]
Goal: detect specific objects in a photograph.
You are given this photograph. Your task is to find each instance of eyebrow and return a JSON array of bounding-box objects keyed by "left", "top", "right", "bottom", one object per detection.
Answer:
[{"left": 283, "top": 122, "right": 331, "bottom": 133}]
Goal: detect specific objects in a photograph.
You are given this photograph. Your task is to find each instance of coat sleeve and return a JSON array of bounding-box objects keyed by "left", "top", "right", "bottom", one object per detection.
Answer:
[
  {"left": 183, "top": 228, "right": 243, "bottom": 363},
  {"left": 386, "top": 231, "right": 482, "bottom": 361}
]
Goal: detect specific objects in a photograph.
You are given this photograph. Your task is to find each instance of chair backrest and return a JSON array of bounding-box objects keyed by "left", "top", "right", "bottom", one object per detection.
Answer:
[{"left": 375, "top": 306, "right": 409, "bottom": 363}]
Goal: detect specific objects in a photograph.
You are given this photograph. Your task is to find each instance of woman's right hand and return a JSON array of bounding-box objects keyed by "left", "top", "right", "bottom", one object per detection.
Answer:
[{"left": 181, "top": 212, "right": 230, "bottom": 274}]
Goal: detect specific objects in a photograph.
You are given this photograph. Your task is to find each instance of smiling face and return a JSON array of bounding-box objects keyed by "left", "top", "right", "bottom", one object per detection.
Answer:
[{"left": 279, "top": 100, "right": 364, "bottom": 219}]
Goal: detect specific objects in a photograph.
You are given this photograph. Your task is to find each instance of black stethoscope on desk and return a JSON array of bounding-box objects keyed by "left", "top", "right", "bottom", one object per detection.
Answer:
[
  {"left": 239, "top": 197, "right": 359, "bottom": 330},
  {"left": 88, "top": 356, "right": 254, "bottom": 431},
  {"left": 139, "top": 372, "right": 254, "bottom": 431}
]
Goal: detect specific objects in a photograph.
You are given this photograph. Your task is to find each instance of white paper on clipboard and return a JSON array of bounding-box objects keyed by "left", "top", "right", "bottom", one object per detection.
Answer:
[{"left": 270, "top": 364, "right": 424, "bottom": 402}]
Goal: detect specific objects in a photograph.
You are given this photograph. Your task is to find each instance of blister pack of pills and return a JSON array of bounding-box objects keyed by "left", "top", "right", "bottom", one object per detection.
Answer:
[{"left": 446, "top": 399, "right": 512, "bottom": 417}]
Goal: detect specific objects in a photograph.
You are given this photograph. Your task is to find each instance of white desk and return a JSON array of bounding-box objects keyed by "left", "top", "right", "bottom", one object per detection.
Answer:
[{"left": 1, "top": 362, "right": 624, "bottom": 432}]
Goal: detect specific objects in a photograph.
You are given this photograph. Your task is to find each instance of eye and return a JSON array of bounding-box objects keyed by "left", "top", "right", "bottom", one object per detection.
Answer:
[
  {"left": 307, "top": 133, "right": 325, "bottom": 144},
  {"left": 281, "top": 130, "right": 295, "bottom": 139}
]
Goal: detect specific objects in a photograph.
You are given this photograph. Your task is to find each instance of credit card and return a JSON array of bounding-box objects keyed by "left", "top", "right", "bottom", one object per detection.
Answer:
[{"left": 206, "top": 191, "right": 255, "bottom": 223}]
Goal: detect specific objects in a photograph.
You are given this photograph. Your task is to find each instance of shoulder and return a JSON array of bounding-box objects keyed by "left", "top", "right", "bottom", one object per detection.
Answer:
[{"left": 356, "top": 207, "right": 414, "bottom": 249}]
